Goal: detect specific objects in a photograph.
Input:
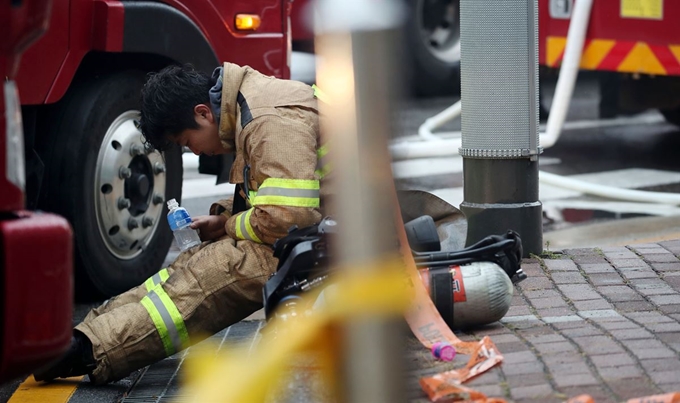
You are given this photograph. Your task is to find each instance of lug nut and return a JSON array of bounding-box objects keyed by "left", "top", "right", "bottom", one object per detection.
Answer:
[
  {"left": 130, "top": 144, "right": 144, "bottom": 156},
  {"left": 128, "top": 218, "right": 139, "bottom": 230},
  {"left": 117, "top": 197, "right": 131, "bottom": 210},
  {"left": 119, "top": 167, "right": 132, "bottom": 179},
  {"left": 153, "top": 162, "right": 166, "bottom": 175},
  {"left": 142, "top": 216, "right": 154, "bottom": 228},
  {"left": 152, "top": 193, "right": 164, "bottom": 205}
]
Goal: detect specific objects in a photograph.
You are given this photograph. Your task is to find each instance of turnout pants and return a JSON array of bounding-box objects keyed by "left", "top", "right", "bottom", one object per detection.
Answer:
[{"left": 75, "top": 236, "right": 278, "bottom": 384}]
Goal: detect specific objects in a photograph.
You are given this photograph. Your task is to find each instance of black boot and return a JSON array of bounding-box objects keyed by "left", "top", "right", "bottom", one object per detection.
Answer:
[{"left": 33, "top": 330, "right": 96, "bottom": 382}]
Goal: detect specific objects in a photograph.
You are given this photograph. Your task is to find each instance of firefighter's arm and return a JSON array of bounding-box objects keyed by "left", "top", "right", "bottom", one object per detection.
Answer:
[
  {"left": 225, "top": 116, "right": 321, "bottom": 245},
  {"left": 209, "top": 197, "right": 234, "bottom": 216}
]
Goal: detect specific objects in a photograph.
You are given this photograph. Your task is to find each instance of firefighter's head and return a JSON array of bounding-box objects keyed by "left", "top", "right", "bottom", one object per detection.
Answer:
[{"left": 139, "top": 64, "right": 227, "bottom": 157}]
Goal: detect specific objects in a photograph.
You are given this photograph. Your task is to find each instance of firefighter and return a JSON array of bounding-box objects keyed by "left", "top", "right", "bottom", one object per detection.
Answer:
[{"left": 34, "top": 62, "right": 328, "bottom": 384}]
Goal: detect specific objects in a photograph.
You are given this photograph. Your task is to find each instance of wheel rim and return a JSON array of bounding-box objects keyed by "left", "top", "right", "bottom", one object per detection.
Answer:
[
  {"left": 417, "top": 0, "right": 461, "bottom": 64},
  {"left": 94, "top": 110, "right": 167, "bottom": 260}
]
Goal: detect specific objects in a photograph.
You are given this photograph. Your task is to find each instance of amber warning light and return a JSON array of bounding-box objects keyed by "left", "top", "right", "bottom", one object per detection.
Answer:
[{"left": 235, "top": 14, "right": 261, "bottom": 30}]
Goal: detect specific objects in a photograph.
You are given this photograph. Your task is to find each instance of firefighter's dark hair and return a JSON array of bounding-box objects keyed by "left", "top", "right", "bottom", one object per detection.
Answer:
[{"left": 138, "top": 64, "right": 216, "bottom": 151}]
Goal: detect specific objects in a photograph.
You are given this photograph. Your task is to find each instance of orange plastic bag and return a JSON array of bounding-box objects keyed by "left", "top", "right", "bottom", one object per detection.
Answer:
[{"left": 626, "top": 392, "right": 680, "bottom": 403}]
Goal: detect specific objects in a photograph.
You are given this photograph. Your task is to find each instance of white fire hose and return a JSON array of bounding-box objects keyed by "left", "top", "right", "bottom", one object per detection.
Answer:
[{"left": 389, "top": 0, "right": 680, "bottom": 206}]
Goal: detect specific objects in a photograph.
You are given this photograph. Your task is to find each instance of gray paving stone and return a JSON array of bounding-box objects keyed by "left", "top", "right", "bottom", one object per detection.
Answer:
[
  {"left": 609, "top": 328, "right": 654, "bottom": 340},
  {"left": 652, "top": 262, "right": 680, "bottom": 272},
  {"left": 558, "top": 284, "right": 601, "bottom": 301},
  {"left": 648, "top": 371, "right": 680, "bottom": 385},
  {"left": 580, "top": 263, "right": 616, "bottom": 274},
  {"left": 590, "top": 353, "right": 636, "bottom": 368},
  {"left": 523, "top": 289, "right": 562, "bottom": 299},
  {"left": 518, "top": 276, "right": 554, "bottom": 290},
  {"left": 596, "top": 320, "right": 639, "bottom": 331},
  {"left": 533, "top": 342, "right": 577, "bottom": 355},
  {"left": 645, "top": 321, "right": 680, "bottom": 333},
  {"left": 530, "top": 297, "right": 569, "bottom": 309},
  {"left": 544, "top": 259, "right": 579, "bottom": 272},
  {"left": 611, "top": 258, "right": 647, "bottom": 268},
  {"left": 572, "top": 299, "right": 614, "bottom": 311},
  {"left": 525, "top": 334, "right": 567, "bottom": 344},
  {"left": 641, "top": 253, "right": 679, "bottom": 263},
  {"left": 602, "top": 248, "right": 639, "bottom": 259},
  {"left": 630, "top": 347, "right": 675, "bottom": 359},
  {"left": 588, "top": 273, "right": 626, "bottom": 286},
  {"left": 537, "top": 308, "right": 576, "bottom": 318},
  {"left": 596, "top": 365, "right": 643, "bottom": 380},
  {"left": 544, "top": 360, "right": 590, "bottom": 375},
  {"left": 578, "top": 309, "right": 621, "bottom": 319},
  {"left": 619, "top": 268, "right": 658, "bottom": 280},
  {"left": 625, "top": 311, "right": 675, "bottom": 323},
  {"left": 573, "top": 336, "right": 625, "bottom": 355},
  {"left": 552, "top": 272, "right": 588, "bottom": 284},
  {"left": 510, "top": 383, "right": 555, "bottom": 400},
  {"left": 553, "top": 372, "right": 600, "bottom": 388},
  {"left": 649, "top": 294, "right": 680, "bottom": 305}
]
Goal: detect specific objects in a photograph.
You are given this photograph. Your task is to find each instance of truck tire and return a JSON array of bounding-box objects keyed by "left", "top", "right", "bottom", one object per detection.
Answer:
[
  {"left": 39, "top": 71, "right": 182, "bottom": 299},
  {"left": 660, "top": 108, "right": 680, "bottom": 127},
  {"left": 405, "top": 0, "right": 461, "bottom": 97}
]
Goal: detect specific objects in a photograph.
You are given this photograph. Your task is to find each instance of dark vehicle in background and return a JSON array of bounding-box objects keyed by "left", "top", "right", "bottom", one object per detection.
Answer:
[
  {"left": 291, "top": 0, "right": 462, "bottom": 96},
  {"left": 1, "top": 0, "right": 73, "bottom": 381},
  {"left": 16, "top": 0, "right": 292, "bottom": 298}
]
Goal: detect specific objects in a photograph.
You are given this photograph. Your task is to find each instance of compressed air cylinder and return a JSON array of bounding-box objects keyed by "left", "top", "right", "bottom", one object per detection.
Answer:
[{"left": 418, "top": 261, "right": 513, "bottom": 330}]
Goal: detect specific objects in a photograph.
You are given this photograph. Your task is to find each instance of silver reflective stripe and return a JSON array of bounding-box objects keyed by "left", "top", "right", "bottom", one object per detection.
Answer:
[
  {"left": 151, "top": 272, "right": 163, "bottom": 286},
  {"left": 147, "top": 290, "right": 183, "bottom": 354},
  {"left": 256, "top": 187, "right": 319, "bottom": 198}
]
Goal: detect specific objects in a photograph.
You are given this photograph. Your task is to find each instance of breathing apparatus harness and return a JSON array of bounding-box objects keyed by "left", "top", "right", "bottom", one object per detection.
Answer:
[{"left": 262, "top": 215, "right": 525, "bottom": 319}]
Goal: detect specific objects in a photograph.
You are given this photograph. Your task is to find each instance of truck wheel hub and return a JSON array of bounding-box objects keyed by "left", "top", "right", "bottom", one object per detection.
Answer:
[
  {"left": 94, "top": 110, "right": 167, "bottom": 260},
  {"left": 418, "top": 0, "right": 460, "bottom": 64}
]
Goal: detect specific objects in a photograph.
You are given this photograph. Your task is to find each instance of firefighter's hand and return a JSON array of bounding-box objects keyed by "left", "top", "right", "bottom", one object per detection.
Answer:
[{"left": 190, "top": 215, "right": 227, "bottom": 241}]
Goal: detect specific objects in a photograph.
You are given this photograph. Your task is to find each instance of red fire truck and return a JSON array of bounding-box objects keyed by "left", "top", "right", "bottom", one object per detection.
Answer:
[
  {"left": 540, "top": 0, "right": 680, "bottom": 124},
  {"left": 294, "top": 0, "right": 680, "bottom": 114},
  {"left": 16, "top": 0, "right": 292, "bottom": 297},
  {"left": 1, "top": 0, "right": 73, "bottom": 381}
]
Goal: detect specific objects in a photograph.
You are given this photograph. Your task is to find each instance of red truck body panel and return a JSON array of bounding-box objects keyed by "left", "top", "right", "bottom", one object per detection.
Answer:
[
  {"left": 17, "top": 0, "right": 290, "bottom": 105},
  {"left": 1, "top": 0, "right": 73, "bottom": 382},
  {"left": 0, "top": 212, "right": 73, "bottom": 381},
  {"left": 539, "top": 0, "right": 680, "bottom": 76}
]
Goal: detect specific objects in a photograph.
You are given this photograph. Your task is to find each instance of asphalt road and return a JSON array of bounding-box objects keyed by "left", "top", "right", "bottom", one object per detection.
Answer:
[{"left": 2, "top": 74, "right": 680, "bottom": 402}]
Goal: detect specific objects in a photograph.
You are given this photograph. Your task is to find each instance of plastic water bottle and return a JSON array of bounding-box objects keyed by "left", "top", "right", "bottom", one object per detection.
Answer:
[{"left": 166, "top": 199, "right": 201, "bottom": 251}]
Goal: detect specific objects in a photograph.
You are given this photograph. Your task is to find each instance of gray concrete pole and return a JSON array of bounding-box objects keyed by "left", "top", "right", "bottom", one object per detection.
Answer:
[
  {"left": 314, "top": 0, "right": 406, "bottom": 402},
  {"left": 459, "top": 0, "right": 543, "bottom": 256}
]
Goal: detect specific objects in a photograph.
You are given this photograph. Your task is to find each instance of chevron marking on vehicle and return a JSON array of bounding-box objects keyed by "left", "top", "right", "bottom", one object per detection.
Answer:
[{"left": 546, "top": 36, "right": 680, "bottom": 75}]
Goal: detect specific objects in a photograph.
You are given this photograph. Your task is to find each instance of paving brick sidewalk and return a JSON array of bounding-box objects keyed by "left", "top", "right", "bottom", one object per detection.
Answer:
[{"left": 407, "top": 240, "right": 680, "bottom": 403}]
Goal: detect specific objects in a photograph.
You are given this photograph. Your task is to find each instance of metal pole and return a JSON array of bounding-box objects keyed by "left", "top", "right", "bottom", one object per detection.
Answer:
[
  {"left": 459, "top": 0, "right": 543, "bottom": 256},
  {"left": 314, "top": 0, "right": 406, "bottom": 402}
]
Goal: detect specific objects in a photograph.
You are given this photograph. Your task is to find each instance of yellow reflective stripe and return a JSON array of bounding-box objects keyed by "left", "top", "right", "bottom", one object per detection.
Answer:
[
  {"left": 317, "top": 144, "right": 329, "bottom": 159},
  {"left": 315, "top": 164, "right": 331, "bottom": 179},
  {"left": 251, "top": 178, "right": 320, "bottom": 208},
  {"left": 145, "top": 268, "right": 170, "bottom": 292},
  {"left": 235, "top": 209, "right": 262, "bottom": 243},
  {"left": 141, "top": 293, "right": 173, "bottom": 356},
  {"left": 316, "top": 145, "right": 331, "bottom": 179},
  {"left": 141, "top": 285, "right": 190, "bottom": 356},
  {"left": 312, "top": 84, "right": 329, "bottom": 104}
]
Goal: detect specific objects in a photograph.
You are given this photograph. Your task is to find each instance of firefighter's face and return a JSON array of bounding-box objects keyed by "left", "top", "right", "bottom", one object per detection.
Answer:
[{"left": 175, "top": 104, "right": 226, "bottom": 156}]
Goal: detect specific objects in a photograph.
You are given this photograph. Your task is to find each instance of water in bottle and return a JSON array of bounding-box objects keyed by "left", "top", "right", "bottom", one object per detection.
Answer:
[{"left": 166, "top": 198, "right": 201, "bottom": 251}]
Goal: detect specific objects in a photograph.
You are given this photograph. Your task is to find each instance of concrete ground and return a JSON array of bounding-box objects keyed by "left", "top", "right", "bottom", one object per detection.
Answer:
[{"left": 405, "top": 240, "right": 680, "bottom": 403}]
